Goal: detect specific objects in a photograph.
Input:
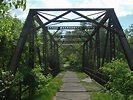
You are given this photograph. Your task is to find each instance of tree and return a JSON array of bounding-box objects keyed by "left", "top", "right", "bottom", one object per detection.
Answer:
[
  {"left": 0, "top": 15, "right": 23, "bottom": 69},
  {"left": 0, "top": 0, "right": 27, "bottom": 68},
  {"left": 124, "top": 24, "right": 133, "bottom": 52},
  {"left": 101, "top": 59, "right": 133, "bottom": 99},
  {"left": 0, "top": 0, "right": 26, "bottom": 15},
  {"left": 0, "top": 1, "right": 26, "bottom": 99}
]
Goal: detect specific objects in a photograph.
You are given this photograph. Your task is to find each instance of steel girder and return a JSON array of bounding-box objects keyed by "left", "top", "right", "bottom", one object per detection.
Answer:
[{"left": 8, "top": 8, "right": 133, "bottom": 78}]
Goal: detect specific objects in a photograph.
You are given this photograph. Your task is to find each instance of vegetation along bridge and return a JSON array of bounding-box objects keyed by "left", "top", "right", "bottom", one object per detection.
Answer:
[{"left": 1, "top": 8, "right": 133, "bottom": 99}]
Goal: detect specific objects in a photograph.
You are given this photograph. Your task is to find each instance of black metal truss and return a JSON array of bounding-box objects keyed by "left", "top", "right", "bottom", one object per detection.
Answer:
[{"left": 8, "top": 8, "right": 133, "bottom": 85}]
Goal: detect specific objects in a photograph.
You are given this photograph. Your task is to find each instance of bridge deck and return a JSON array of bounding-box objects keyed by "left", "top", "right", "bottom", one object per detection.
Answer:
[{"left": 54, "top": 71, "right": 90, "bottom": 100}]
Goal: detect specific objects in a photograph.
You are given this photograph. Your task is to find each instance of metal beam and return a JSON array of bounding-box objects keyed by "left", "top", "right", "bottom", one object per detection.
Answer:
[
  {"left": 37, "top": 12, "right": 50, "bottom": 21},
  {"left": 61, "top": 44, "right": 80, "bottom": 46},
  {"left": 47, "top": 26, "right": 94, "bottom": 30},
  {"left": 84, "top": 13, "right": 109, "bottom": 44},
  {"left": 35, "top": 15, "right": 58, "bottom": 45},
  {"left": 54, "top": 35, "right": 88, "bottom": 38},
  {"left": 51, "top": 20, "right": 92, "bottom": 22},
  {"left": 43, "top": 10, "right": 71, "bottom": 26},
  {"left": 72, "top": 10, "right": 119, "bottom": 34},
  {"left": 31, "top": 8, "right": 113, "bottom": 11},
  {"left": 57, "top": 40, "right": 84, "bottom": 43}
]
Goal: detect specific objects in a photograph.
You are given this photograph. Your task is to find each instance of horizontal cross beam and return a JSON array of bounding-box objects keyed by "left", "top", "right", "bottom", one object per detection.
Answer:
[
  {"left": 51, "top": 20, "right": 93, "bottom": 22},
  {"left": 47, "top": 26, "right": 94, "bottom": 30},
  {"left": 57, "top": 40, "right": 84, "bottom": 43},
  {"left": 54, "top": 35, "right": 88, "bottom": 38},
  {"left": 31, "top": 8, "right": 113, "bottom": 11},
  {"left": 61, "top": 44, "right": 81, "bottom": 46}
]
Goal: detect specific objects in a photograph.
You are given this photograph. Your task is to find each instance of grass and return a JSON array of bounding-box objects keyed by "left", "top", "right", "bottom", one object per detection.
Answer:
[
  {"left": 76, "top": 72, "right": 133, "bottom": 100},
  {"left": 91, "top": 92, "right": 114, "bottom": 100},
  {"left": 76, "top": 71, "right": 87, "bottom": 79},
  {"left": 76, "top": 72, "right": 108, "bottom": 100},
  {"left": 90, "top": 91, "right": 131, "bottom": 100},
  {"left": 23, "top": 72, "right": 64, "bottom": 100},
  {"left": 76, "top": 72, "right": 105, "bottom": 92}
]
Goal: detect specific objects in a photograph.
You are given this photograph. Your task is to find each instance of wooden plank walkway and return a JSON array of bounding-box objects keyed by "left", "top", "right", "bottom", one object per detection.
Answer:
[{"left": 54, "top": 71, "right": 90, "bottom": 100}]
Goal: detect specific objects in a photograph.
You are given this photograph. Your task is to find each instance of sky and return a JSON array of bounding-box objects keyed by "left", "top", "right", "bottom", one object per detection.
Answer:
[{"left": 11, "top": 0, "right": 133, "bottom": 29}]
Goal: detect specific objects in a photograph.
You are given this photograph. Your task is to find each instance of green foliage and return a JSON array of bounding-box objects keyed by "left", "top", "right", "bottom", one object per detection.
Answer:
[
  {"left": 68, "top": 53, "right": 82, "bottom": 71},
  {"left": 31, "top": 66, "right": 53, "bottom": 89},
  {"left": 25, "top": 73, "right": 64, "bottom": 100},
  {"left": 0, "top": 69, "right": 23, "bottom": 94},
  {"left": 0, "top": 0, "right": 26, "bottom": 15},
  {"left": 0, "top": 15, "right": 23, "bottom": 69},
  {"left": 0, "top": 70, "right": 14, "bottom": 91},
  {"left": 19, "top": 64, "right": 53, "bottom": 90},
  {"left": 125, "top": 24, "right": 133, "bottom": 52},
  {"left": 0, "top": 0, "right": 26, "bottom": 66},
  {"left": 100, "top": 59, "right": 133, "bottom": 99},
  {"left": 91, "top": 91, "right": 125, "bottom": 100},
  {"left": 76, "top": 72, "right": 87, "bottom": 79}
]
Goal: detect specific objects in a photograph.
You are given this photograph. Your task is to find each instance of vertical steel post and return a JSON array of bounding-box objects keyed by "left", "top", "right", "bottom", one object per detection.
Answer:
[
  {"left": 42, "top": 28, "right": 48, "bottom": 75},
  {"left": 109, "top": 23, "right": 115, "bottom": 61},
  {"left": 82, "top": 44, "right": 85, "bottom": 71},
  {"left": 56, "top": 45, "right": 60, "bottom": 73},
  {"left": 35, "top": 33, "right": 42, "bottom": 65},
  {"left": 101, "top": 19, "right": 110, "bottom": 66},
  {"left": 96, "top": 29, "right": 100, "bottom": 69},
  {"left": 110, "top": 28, "right": 113, "bottom": 61},
  {"left": 89, "top": 39, "right": 93, "bottom": 69},
  {"left": 112, "top": 26, "right": 116, "bottom": 59},
  {"left": 101, "top": 32, "right": 109, "bottom": 66},
  {"left": 29, "top": 26, "right": 35, "bottom": 69},
  {"left": 86, "top": 43, "right": 89, "bottom": 68},
  {"left": 28, "top": 26, "right": 35, "bottom": 97}
]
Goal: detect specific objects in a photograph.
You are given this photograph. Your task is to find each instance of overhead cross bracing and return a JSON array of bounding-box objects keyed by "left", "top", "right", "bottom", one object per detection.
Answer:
[
  {"left": 8, "top": 8, "right": 133, "bottom": 84},
  {"left": 46, "top": 26, "right": 94, "bottom": 30}
]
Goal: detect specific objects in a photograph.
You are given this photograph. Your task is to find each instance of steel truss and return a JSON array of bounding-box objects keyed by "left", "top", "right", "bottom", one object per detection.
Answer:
[{"left": 8, "top": 8, "right": 133, "bottom": 87}]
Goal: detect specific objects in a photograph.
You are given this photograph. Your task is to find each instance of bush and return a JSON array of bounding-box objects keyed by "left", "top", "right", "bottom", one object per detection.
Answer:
[
  {"left": 91, "top": 91, "right": 125, "bottom": 100},
  {"left": 100, "top": 59, "right": 133, "bottom": 99},
  {"left": 28, "top": 73, "right": 64, "bottom": 100},
  {"left": 31, "top": 66, "right": 52, "bottom": 89}
]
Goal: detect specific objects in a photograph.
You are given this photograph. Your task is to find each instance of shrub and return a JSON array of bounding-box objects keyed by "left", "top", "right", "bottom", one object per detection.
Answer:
[{"left": 100, "top": 59, "right": 133, "bottom": 99}]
